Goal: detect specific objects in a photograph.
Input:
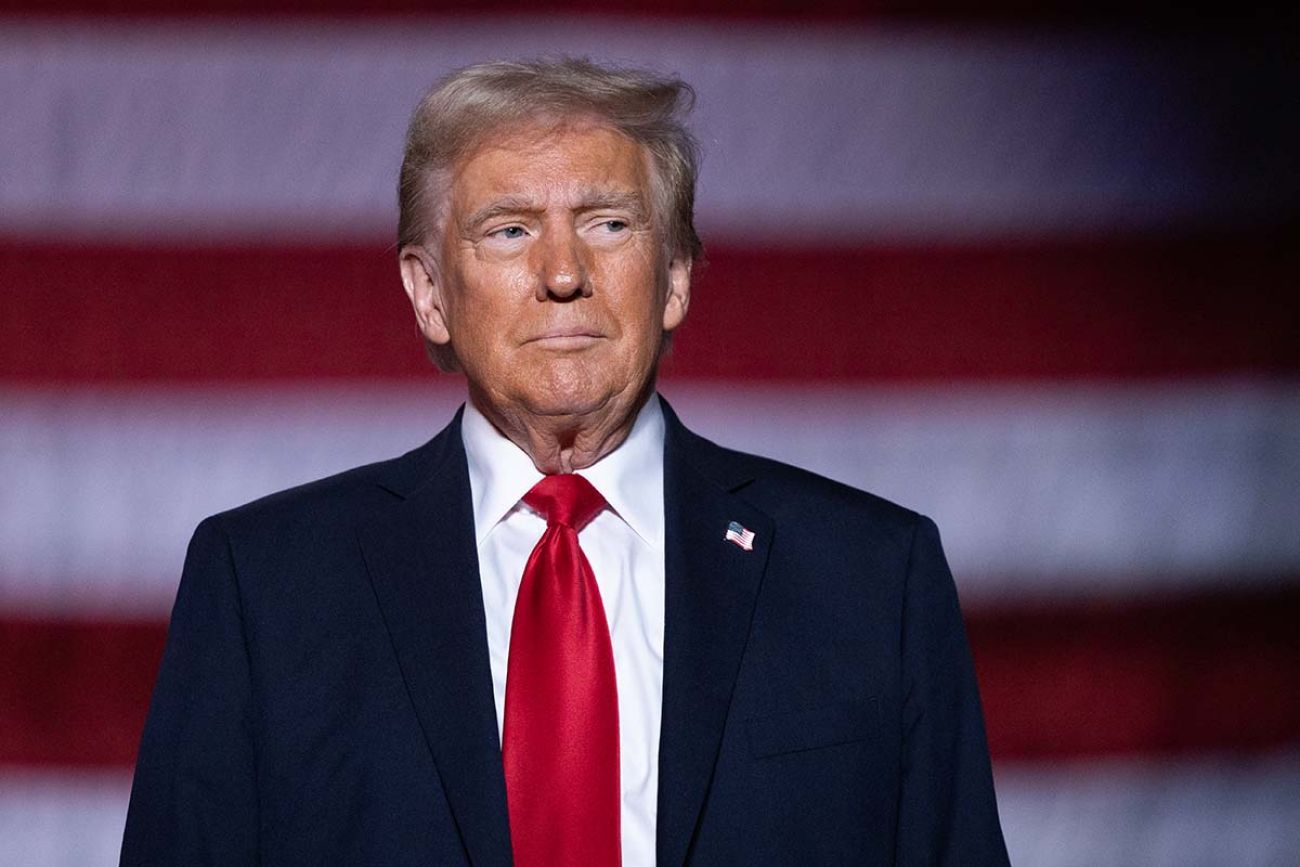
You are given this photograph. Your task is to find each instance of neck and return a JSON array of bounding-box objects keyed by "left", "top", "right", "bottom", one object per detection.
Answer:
[{"left": 469, "top": 382, "right": 654, "bottom": 474}]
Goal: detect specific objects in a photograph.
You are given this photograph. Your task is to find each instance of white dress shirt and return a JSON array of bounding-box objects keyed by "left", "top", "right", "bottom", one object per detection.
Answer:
[{"left": 461, "top": 395, "right": 666, "bottom": 867}]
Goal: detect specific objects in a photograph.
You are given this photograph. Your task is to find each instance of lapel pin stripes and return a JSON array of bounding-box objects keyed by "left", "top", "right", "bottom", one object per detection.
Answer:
[{"left": 724, "top": 521, "right": 756, "bottom": 551}]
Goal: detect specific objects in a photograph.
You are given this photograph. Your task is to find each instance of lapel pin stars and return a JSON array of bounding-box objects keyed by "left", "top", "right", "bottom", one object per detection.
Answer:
[{"left": 724, "top": 521, "right": 755, "bottom": 551}]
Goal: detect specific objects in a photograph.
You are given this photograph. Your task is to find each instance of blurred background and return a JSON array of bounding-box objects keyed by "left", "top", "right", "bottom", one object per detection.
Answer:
[{"left": 2, "top": 3, "right": 1298, "bottom": 865}]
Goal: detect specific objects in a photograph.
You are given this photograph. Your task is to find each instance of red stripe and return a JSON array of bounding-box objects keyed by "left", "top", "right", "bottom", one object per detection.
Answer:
[
  {"left": 3, "top": 585, "right": 1298, "bottom": 768},
  {"left": 0, "top": 619, "right": 165, "bottom": 769},
  {"left": 3, "top": 233, "right": 1296, "bottom": 383},
  {"left": 971, "top": 586, "right": 1300, "bottom": 760}
]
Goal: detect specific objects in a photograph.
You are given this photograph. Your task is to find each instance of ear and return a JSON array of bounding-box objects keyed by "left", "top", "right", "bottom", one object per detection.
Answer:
[
  {"left": 399, "top": 245, "right": 452, "bottom": 346},
  {"left": 662, "top": 256, "right": 692, "bottom": 332}
]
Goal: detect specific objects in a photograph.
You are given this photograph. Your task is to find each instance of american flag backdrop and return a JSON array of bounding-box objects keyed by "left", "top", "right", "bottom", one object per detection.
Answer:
[{"left": 2, "top": 4, "right": 1299, "bottom": 865}]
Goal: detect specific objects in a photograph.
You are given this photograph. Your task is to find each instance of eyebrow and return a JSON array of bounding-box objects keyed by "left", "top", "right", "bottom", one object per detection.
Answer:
[
  {"left": 465, "top": 195, "right": 538, "bottom": 230},
  {"left": 465, "top": 190, "right": 648, "bottom": 230},
  {"left": 577, "top": 191, "right": 648, "bottom": 221}
]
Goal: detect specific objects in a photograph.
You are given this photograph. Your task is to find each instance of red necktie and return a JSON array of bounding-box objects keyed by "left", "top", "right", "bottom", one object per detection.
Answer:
[{"left": 502, "top": 473, "right": 621, "bottom": 866}]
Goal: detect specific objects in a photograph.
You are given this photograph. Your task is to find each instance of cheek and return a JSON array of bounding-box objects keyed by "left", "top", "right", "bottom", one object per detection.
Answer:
[
  {"left": 454, "top": 266, "right": 531, "bottom": 333},
  {"left": 603, "top": 256, "right": 666, "bottom": 325},
  {"left": 466, "top": 258, "right": 531, "bottom": 300}
]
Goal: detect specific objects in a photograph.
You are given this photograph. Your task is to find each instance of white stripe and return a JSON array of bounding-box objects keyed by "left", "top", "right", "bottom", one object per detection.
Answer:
[
  {"left": 1, "top": 20, "right": 1292, "bottom": 243},
  {"left": 671, "top": 380, "right": 1300, "bottom": 603},
  {"left": 996, "top": 753, "right": 1300, "bottom": 867},
  {"left": 3, "top": 380, "right": 1297, "bottom": 617},
  {"left": 0, "top": 771, "right": 130, "bottom": 867},
  {"left": 4, "top": 755, "right": 1298, "bottom": 867}
]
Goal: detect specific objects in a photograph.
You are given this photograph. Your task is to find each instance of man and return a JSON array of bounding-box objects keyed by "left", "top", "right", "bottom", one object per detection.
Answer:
[{"left": 122, "top": 59, "right": 1009, "bottom": 866}]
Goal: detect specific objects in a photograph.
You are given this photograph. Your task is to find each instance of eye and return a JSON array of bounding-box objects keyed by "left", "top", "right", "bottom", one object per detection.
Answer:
[
  {"left": 490, "top": 225, "right": 528, "bottom": 240},
  {"left": 602, "top": 219, "right": 628, "bottom": 233}
]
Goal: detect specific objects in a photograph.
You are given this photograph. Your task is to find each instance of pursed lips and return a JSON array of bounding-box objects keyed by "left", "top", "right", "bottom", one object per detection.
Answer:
[{"left": 523, "top": 328, "right": 606, "bottom": 349}]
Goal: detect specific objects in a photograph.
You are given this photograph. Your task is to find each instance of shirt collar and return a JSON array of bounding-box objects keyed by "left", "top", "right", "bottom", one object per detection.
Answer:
[{"left": 461, "top": 393, "right": 665, "bottom": 550}]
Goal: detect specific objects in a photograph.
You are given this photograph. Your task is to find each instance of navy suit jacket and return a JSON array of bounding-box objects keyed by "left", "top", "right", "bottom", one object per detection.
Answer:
[{"left": 122, "top": 400, "right": 1009, "bottom": 865}]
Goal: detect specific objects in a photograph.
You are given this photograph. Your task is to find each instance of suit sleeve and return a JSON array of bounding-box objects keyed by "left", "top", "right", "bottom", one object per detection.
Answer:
[
  {"left": 120, "top": 516, "right": 260, "bottom": 866},
  {"left": 895, "top": 515, "right": 1009, "bottom": 866}
]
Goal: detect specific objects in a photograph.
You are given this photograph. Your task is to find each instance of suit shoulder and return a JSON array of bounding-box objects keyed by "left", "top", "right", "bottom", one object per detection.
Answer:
[
  {"left": 202, "top": 441, "right": 434, "bottom": 541},
  {"left": 678, "top": 427, "right": 936, "bottom": 579},
  {"left": 686, "top": 429, "right": 924, "bottom": 534},
  {"left": 746, "top": 450, "right": 917, "bottom": 525}
]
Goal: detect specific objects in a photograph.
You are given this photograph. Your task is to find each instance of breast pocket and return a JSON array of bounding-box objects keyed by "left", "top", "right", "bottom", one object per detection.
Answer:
[{"left": 745, "top": 700, "right": 878, "bottom": 759}]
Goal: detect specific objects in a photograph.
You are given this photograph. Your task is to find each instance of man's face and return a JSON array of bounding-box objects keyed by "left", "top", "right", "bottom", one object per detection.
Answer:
[{"left": 402, "top": 121, "right": 691, "bottom": 423}]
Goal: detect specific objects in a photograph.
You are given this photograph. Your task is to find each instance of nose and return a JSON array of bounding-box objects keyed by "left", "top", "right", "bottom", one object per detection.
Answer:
[{"left": 535, "top": 228, "right": 590, "bottom": 301}]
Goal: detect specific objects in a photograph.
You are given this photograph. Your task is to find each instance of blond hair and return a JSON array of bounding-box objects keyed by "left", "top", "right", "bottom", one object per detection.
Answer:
[{"left": 397, "top": 57, "right": 702, "bottom": 263}]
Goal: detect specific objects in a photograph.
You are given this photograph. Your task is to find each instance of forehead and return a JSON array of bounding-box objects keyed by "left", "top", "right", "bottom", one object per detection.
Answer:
[{"left": 449, "top": 121, "right": 653, "bottom": 211}]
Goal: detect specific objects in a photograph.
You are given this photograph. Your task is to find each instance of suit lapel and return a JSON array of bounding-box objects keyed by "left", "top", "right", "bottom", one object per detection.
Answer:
[
  {"left": 355, "top": 401, "right": 771, "bottom": 867},
  {"left": 358, "top": 413, "right": 513, "bottom": 867},
  {"left": 656, "top": 404, "right": 774, "bottom": 867}
]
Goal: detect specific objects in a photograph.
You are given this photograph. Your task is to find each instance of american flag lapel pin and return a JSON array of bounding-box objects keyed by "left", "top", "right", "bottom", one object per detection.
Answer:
[{"left": 724, "top": 520, "right": 755, "bottom": 551}]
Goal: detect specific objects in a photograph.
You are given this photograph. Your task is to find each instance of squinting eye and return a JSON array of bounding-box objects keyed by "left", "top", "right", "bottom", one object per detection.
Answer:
[
  {"left": 494, "top": 226, "right": 527, "bottom": 240},
  {"left": 603, "top": 220, "right": 628, "bottom": 232}
]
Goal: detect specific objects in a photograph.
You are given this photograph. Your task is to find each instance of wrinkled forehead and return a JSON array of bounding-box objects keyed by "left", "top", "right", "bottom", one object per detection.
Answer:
[
  {"left": 436, "top": 117, "right": 663, "bottom": 237},
  {"left": 453, "top": 115, "right": 654, "bottom": 186},
  {"left": 413, "top": 113, "right": 667, "bottom": 253}
]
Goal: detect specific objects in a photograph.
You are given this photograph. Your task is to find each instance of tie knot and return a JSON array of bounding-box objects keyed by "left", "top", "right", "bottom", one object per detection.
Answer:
[{"left": 523, "top": 473, "right": 608, "bottom": 531}]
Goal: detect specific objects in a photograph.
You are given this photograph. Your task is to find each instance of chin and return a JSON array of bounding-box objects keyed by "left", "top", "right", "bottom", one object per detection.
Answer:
[
  {"left": 523, "top": 387, "right": 610, "bottom": 419},
  {"left": 522, "top": 367, "right": 640, "bottom": 420}
]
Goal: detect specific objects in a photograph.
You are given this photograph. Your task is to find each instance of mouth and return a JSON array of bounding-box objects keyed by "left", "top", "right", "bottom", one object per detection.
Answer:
[{"left": 524, "top": 329, "right": 606, "bottom": 350}]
